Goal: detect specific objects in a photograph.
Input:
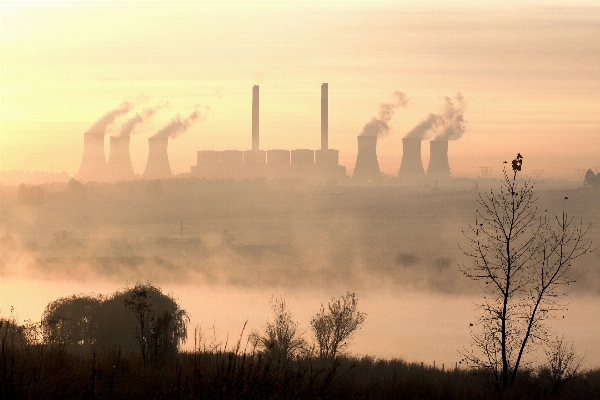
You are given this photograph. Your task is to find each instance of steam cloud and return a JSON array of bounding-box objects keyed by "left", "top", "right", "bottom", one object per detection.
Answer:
[
  {"left": 359, "top": 91, "right": 408, "bottom": 137},
  {"left": 434, "top": 93, "right": 465, "bottom": 141},
  {"left": 118, "top": 107, "right": 156, "bottom": 137},
  {"left": 85, "top": 102, "right": 133, "bottom": 137},
  {"left": 404, "top": 93, "right": 465, "bottom": 141},
  {"left": 151, "top": 106, "right": 210, "bottom": 139}
]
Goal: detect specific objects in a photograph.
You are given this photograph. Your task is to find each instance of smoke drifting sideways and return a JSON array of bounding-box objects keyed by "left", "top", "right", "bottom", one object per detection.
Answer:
[
  {"left": 85, "top": 102, "right": 133, "bottom": 138},
  {"left": 117, "top": 107, "right": 159, "bottom": 138},
  {"left": 359, "top": 91, "right": 409, "bottom": 137},
  {"left": 151, "top": 106, "right": 210, "bottom": 139},
  {"left": 435, "top": 93, "right": 465, "bottom": 141},
  {"left": 405, "top": 93, "right": 465, "bottom": 141}
]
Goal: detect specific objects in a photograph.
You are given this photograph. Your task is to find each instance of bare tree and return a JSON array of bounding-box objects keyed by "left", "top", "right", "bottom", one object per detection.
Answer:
[
  {"left": 541, "top": 335, "right": 586, "bottom": 391},
  {"left": 460, "top": 153, "right": 593, "bottom": 391},
  {"left": 311, "top": 292, "right": 367, "bottom": 359},
  {"left": 249, "top": 296, "right": 307, "bottom": 359}
]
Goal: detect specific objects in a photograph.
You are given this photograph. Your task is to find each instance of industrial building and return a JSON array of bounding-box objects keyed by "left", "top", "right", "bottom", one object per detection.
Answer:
[
  {"left": 190, "top": 83, "right": 346, "bottom": 181},
  {"left": 77, "top": 83, "right": 456, "bottom": 183}
]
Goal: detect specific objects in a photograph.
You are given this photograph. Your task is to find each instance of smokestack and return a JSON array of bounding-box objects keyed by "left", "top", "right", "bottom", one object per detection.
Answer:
[
  {"left": 321, "top": 83, "right": 328, "bottom": 150},
  {"left": 353, "top": 136, "right": 381, "bottom": 180},
  {"left": 427, "top": 140, "right": 451, "bottom": 178},
  {"left": 142, "top": 137, "right": 172, "bottom": 180},
  {"left": 107, "top": 135, "right": 135, "bottom": 181},
  {"left": 77, "top": 132, "right": 108, "bottom": 182},
  {"left": 398, "top": 138, "right": 425, "bottom": 177},
  {"left": 252, "top": 85, "right": 259, "bottom": 151}
]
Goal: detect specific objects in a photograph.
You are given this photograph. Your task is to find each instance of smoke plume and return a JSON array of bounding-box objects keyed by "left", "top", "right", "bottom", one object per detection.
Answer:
[
  {"left": 434, "top": 93, "right": 465, "bottom": 141},
  {"left": 151, "top": 106, "right": 210, "bottom": 139},
  {"left": 404, "top": 113, "right": 444, "bottom": 140},
  {"left": 359, "top": 91, "right": 408, "bottom": 137},
  {"left": 85, "top": 102, "right": 133, "bottom": 137},
  {"left": 118, "top": 107, "right": 156, "bottom": 137},
  {"left": 404, "top": 93, "right": 465, "bottom": 141}
]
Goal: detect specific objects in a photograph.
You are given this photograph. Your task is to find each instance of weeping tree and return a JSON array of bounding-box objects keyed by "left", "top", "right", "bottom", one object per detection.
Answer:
[
  {"left": 41, "top": 283, "right": 188, "bottom": 362},
  {"left": 460, "top": 153, "right": 593, "bottom": 391}
]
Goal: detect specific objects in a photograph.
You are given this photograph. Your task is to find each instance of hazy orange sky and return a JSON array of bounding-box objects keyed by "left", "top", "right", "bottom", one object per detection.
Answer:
[{"left": 1, "top": 1, "right": 599, "bottom": 179}]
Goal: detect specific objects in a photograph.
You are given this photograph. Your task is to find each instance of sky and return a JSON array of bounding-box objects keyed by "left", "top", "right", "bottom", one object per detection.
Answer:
[{"left": 1, "top": 0, "right": 599, "bottom": 179}]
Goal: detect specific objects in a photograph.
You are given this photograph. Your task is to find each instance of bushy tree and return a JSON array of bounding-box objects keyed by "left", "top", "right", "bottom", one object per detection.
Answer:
[
  {"left": 41, "top": 283, "right": 188, "bottom": 360},
  {"left": 541, "top": 335, "right": 586, "bottom": 391},
  {"left": 250, "top": 296, "right": 307, "bottom": 359},
  {"left": 460, "top": 154, "right": 593, "bottom": 391},
  {"left": 17, "top": 184, "right": 44, "bottom": 206},
  {"left": 41, "top": 295, "right": 102, "bottom": 349},
  {"left": 583, "top": 169, "right": 600, "bottom": 188},
  {"left": 311, "top": 292, "right": 366, "bottom": 359}
]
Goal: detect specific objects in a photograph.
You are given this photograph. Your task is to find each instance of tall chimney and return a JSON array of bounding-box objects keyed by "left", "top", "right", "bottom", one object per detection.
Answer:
[
  {"left": 321, "top": 83, "right": 328, "bottom": 150},
  {"left": 252, "top": 85, "right": 259, "bottom": 151},
  {"left": 142, "top": 137, "right": 172, "bottom": 179},
  {"left": 353, "top": 136, "right": 381, "bottom": 180},
  {"left": 427, "top": 140, "right": 451, "bottom": 178},
  {"left": 107, "top": 136, "right": 135, "bottom": 181},
  {"left": 398, "top": 138, "right": 425, "bottom": 177},
  {"left": 77, "top": 132, "right": 108, "bottom": 182}
]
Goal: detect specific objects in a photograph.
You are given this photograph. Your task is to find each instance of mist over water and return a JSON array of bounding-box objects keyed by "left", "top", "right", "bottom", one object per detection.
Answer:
[{"left": 1, "top": 179, "right": 599, "bottom": 366}]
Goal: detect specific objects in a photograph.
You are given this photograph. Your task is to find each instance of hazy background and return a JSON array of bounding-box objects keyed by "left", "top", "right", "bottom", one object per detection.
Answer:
[
  {"left": 1, "top": 1, "right": 599, "bottom": 178},
  {"left": 1, "top": 180, "right": 599, "bottom": 366},
  {"left": 1, "top": 0, "right": 599, "bottom": 368}
]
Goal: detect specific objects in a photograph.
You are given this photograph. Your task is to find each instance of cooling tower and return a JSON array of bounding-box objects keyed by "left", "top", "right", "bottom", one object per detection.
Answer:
[
  {"left": 77, "top": 132, "right": 108, "bottom": 182},
  {"left": 321, "top": 83, "right": 328, "bottom": 150},
  {"left": 252, "top": 85, "right": 259, "bottom": 151},
  {"left": 353, "top": 136, "right": 381, "bottom": 180},
  {"left": 427, "top": 140, "right": 451, "bottom": 178},
  {"left": 107, "top": 136, "right": 135, "bottom": 181},
  {"left": 398, "top": 138, "right": 425, "bottom": 177},
  {"left": 142, "top": 137, "right": 172, "bottom": 179}
]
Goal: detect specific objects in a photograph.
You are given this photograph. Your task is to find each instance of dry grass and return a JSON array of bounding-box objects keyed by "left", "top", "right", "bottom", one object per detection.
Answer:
[{"left": 2, "top": 322, "right": 599, "bottom": 400}]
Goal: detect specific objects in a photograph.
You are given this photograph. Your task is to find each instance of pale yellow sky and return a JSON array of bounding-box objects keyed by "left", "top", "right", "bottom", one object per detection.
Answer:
[{"left": 1, "top": 1, "right": 599, "bottom": 178}]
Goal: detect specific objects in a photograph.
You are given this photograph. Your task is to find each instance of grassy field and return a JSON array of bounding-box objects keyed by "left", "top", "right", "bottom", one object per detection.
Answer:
[{"left": 2, "top": 334, "right": 599, "bottom": 400}]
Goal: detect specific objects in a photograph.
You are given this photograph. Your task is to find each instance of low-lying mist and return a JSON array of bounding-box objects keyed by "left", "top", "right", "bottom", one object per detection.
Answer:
[{"left": 1, "top": 178, "right": 599, "bottom": 295}]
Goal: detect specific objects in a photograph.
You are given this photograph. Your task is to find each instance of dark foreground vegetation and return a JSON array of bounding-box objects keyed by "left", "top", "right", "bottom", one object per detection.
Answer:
[{"left": 1, "top": 335, "right": 598, "bottom": 399}]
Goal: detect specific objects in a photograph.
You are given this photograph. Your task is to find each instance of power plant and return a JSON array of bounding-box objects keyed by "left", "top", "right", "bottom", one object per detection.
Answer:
[
  {"left": 75, "top": 84, "right": 459, "bottom": 183},
  {"left": 398, "top": 137, "right": 425, "bottom": 178},
  {"left": 426, "top": 140, "right": 452, "bottom": 179},
  {"left": 143, "top": 137, "right": 172, "bottom": 180},
  {"left": 190, "top": 83, "right": 346, "bottom": 180},
  {"left": 107, "top": 135, "right": 135, "bottom": 181},
  {"left": 352, "top": 136, "right": 381, "bottom": 180},
  {"left": 77, "top": 132, "right": 109, "bottom": 182}
]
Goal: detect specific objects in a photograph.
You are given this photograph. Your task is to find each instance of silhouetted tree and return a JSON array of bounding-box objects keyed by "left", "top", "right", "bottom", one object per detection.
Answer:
[
  {"left": 460, "top": 153, "right": 593, "bottom": 391},
  {"left": 41, "top": 295, "right": 102, "bottom": 350},
  {"left": 145, "top": 179, "right": 163, "bottom": 196},
  {"left": 124, "top": 286, "right": 152, "bottom": 364},
  {"left": 541, "top": 335, "right": 585, "bottom": 391},
  {"left": 17, "top": 184, "right": 44, "bottom": 206},
  {"left": 311, "top": 292, "right": 366, "bottom": 359},
  {"left": 41, "top": 283, "right": 188, "bottom": 359},
  {"left": 249, "top": 296, "right": 307, "bottom": 359},
  {"left": 67, "top": 178, "right": 86, "bottom": 199},
  {"left": 583, "top": 169, "right": 599, "bottom": 188}
]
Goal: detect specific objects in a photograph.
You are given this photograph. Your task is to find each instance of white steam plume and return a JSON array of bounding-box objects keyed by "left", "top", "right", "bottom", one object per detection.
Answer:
[{"left": 359, "top": 91, "right": 408, "bottom": 137}]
